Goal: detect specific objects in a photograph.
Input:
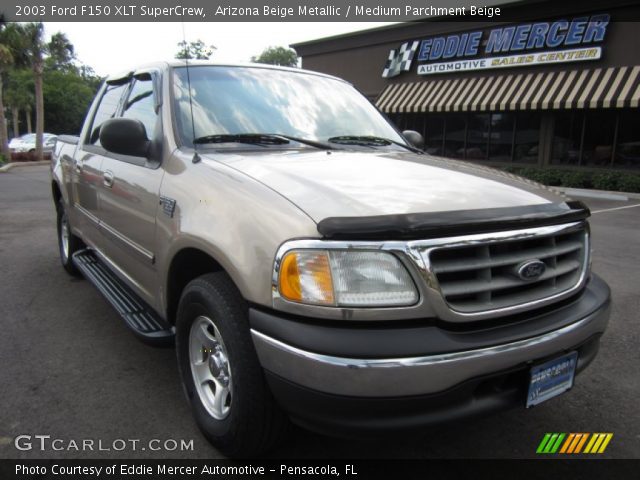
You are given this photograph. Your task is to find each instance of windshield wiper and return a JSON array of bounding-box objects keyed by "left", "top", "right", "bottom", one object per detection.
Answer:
[
  {"left": 328, "top": 135, "right": 420, "bottom": 153},
  {"left": 271, "top": 134, "right": 336, "bottom": 150},
  {"left": 193, "top": 133, "right": 289, "bottom": 146},
  {"left": 193, "top": 133, "right": 336, "bottom": 150}
]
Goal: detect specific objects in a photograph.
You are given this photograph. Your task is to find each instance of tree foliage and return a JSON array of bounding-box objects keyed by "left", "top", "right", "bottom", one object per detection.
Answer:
[
  {"left": 251, "top": 46, "right": 298, "bottom": 67},
  {"left": 5, "top": 69, "right": 33, "bottom": 110},
  {"left": 43, "top": 69, "right": 98, "bottom": 134},
  {"left": 5, "top": 69, "right": 34, "bottom": 135},
  {"left": 0, "top": 22, "right": 100, "bottom": 144},
  {"left": 175, "top": 39, "right": 216, "bottom": 60},
  {"left": 45, "top": 32, "right": 75, "bottom": 71}
]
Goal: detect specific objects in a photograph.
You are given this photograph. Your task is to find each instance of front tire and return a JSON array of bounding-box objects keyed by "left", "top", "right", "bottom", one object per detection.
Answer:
[
  {"left": 175, "top": 272, "right": 288, "bottom": 457},
  {"left": 56, "top": 200, "right": 83, "bottom": 276}
]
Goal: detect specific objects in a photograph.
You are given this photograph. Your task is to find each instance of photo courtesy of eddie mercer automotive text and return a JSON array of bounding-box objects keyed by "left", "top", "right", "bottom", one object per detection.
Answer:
[{"left": 50, "top": 47, "right": 611, "bottom": 455}]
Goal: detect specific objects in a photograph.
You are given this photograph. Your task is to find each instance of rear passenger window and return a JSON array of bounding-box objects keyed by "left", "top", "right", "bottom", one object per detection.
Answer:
[
  {"left": 87, "top": 83, "right": 127, "bottom": 146},
  {"left": 122, "top": 78, "right": 158, "bottom": 140}
]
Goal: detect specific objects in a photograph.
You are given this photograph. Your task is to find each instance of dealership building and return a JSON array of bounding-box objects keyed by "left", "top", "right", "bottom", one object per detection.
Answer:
[{"left": 292, "top": 0, "right": 640, "bottom": 171}]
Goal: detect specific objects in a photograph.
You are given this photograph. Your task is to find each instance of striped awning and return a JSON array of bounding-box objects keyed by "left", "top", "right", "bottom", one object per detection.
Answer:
[{"left": 376, "top": 66, "right": 640, "bottom": 113}]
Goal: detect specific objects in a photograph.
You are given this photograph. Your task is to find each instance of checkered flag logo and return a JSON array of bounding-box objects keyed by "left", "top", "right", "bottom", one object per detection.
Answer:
[{"left": 382, "top": 41, "right": 419, "bottom": 78}]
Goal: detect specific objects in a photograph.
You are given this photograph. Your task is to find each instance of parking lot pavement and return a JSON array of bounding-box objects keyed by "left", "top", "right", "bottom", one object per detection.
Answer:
[{"left": 1, "top": 166, "right": 638, "bottom": 459}]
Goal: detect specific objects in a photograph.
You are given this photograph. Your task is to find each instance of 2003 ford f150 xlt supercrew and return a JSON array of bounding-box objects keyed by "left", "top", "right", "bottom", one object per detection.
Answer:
[{"left": 51, "top": 61, "right": 610, "bottom": 457}]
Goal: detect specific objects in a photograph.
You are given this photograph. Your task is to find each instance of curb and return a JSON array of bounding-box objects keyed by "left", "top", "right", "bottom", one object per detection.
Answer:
[
  {"left": 0, "top": 160, "right": 50, "bottom": 173},
  {"left": 558, "top": 187, "right": 640, "bottom": 201}
]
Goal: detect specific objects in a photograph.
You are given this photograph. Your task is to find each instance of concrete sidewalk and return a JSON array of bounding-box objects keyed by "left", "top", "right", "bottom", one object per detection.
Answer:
[{"left": 0, "top": 160, "right": 50, "bottom": 173}]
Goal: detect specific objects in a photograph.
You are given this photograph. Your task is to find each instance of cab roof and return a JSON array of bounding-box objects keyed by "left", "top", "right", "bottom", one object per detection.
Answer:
[{"left": 105, "top": 60, "right": 346, "bottom": 85}]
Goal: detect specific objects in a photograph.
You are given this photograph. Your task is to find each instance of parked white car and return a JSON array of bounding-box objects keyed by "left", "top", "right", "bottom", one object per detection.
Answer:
[{"left": 9, "top": 133, "right": 57, "bottom": 153}]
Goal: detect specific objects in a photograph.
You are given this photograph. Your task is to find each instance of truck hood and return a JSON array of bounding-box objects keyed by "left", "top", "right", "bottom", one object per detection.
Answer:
[{"left": 205, "top": 149, "right": 565, "bottom": 222}]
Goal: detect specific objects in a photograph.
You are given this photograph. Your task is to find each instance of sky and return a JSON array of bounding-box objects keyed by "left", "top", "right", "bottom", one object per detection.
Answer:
[{"left": 45, "top": 22, "right": 397, "bottom": 76}]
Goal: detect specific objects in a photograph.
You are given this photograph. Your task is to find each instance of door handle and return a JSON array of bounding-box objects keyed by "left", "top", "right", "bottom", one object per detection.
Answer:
[
  {"left": 103, "top": 170, "right": 114, "bottom": 188},
  {"left": 74, "top": 160, "right": 83, "bottom": 173}
]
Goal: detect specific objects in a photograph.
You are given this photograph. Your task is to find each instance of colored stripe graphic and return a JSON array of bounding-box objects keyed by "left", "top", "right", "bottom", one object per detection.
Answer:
[
  {"left": 536, "top": 433, "right": 551, "bottom": 453},
  {"left": 574, "top": 434, "right": 589, "bottom": 453},
  {"left": 544, "top": 433, "right": 559, "bottom": 453},
  {"left": 536, "top": 433, "right": 566, "bottom": 454},
  {"left": 567, "top": 433, "right": 583, "bottom": 453},
  {"left": 559, "top": 433, "right": 575, "bottom": 454},
  {"left": 597, "top": 434, "right": 614, "bottom": 453},
  {"left": 585, "top": 433, "right": 614, "bottom": 454},
  {"left": 550, "top": 433, "right": 565, "bottom": 453},
  {"left": 538, "top": 433, "right": 613, "bottom": 454},
  {"left": 583, "top": 433, "right": 599, "bottom": 453},
  {"left": 591, "top": 434, "right": 605, "bottom": 453}
]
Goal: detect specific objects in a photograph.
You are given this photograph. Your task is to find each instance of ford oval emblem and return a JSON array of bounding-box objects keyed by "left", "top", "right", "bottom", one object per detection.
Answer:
[{"left": 517, "top": 260, "right": 546, "bottom": 281}]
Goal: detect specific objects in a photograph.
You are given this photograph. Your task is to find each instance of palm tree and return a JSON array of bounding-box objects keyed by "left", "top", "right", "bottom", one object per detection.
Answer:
[
  {"left": 0, "top": 19, "right": 14, "bottom": 160},
  {"left": 9, "top": 23, "right": 73, "bottom": 161},
  {"left": 47, "top": 32, "right": 74, "bottom": 70},
  {"left": 5, "top": 69, "right": 34, "bottom": 138},
  {"left": 15, "top": 23, "right": 46, "bottom": 160}
]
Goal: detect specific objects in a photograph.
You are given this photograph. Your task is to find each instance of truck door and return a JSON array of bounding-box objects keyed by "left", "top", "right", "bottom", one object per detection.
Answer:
[
  {"left": 97, "top": 73, "right": 164, "bottom": 307},
  {"left": 71, "top": 81, "right": 129, "bottom": 251}
]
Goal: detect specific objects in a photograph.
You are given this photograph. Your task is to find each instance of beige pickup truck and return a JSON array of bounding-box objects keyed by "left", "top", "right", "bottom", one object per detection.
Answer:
[{"left": 51, "top": 61, "right": 610, "bottom": 457}]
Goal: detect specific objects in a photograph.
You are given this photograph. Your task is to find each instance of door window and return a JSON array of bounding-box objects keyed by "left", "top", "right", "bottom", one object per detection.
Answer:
[
  {"left": 87, "top": 83, "right": 128, "bottom": 146},
  {"left": 122, "top": 78, "right": 158, "bottom": 140}
]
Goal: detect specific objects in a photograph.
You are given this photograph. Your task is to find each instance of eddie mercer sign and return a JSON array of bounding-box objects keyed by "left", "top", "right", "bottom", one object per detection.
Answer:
[{"left": 382, "top": 14, "right": 610, "bottom": 78}]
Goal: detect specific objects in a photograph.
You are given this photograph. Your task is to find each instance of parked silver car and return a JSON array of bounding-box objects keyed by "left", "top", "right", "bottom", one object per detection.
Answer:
[{"left": 51, "top": 61, "right": 610, "bottom": 457}]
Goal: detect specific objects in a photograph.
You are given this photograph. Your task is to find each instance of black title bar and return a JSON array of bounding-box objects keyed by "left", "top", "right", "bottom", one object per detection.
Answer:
[
  {"left": 1, "top": 459, "right": 638, "bottom": 480},
  {"left": 1, "top": 0, "right": 547, "bottom": 22}
]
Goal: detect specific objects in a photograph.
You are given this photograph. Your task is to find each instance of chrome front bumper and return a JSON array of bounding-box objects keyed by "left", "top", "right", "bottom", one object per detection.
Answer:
[{"left": 251, "top": 287, "right": 610, "bottom": 398}]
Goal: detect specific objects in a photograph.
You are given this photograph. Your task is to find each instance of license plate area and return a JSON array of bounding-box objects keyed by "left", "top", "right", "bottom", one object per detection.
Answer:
[{"left": 526, "top": 351, "right": 578, "bottom": 408}]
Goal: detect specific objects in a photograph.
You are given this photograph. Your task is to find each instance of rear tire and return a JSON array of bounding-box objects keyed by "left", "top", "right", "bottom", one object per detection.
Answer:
[
  {"left": 175, "top": 272, "right": 288, "bottom": 458},
  {"left": 56, "top": 200, "right": 83, "bottom": 276}
]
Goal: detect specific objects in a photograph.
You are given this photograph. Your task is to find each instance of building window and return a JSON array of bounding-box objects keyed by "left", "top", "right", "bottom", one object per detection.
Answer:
[
  {"left": 513, "top": 113, "right": 540, "bottom": 164},
  {"left": 551, "top": 112, "right": 583, "bottom": 166},
  {"left": 391, "top": 111, "right": 541, "bottom": 164},
  {"left": 424, "top": 115, "right": 445, "bottom": 156},
  {"left": 444, "top": 114, "right": 466, "bottom": 159},
  {"left": 466, "top": 113, "right": 490, "bottom": 161},
  {"left": 550, "top": 109, "right": 638, "bottom": 169},
  {"left": 411, "top": 115, "right": 426, "bottom": 138},
  {"left": 489, "top": 113, "right": 517, "bottom": 162},
  {"left": 614, "top": 110, "right": 640, "bottom": 169},
  {"left": 388, "top": 109, "right": 636, "bottom": 170},
  {"left": 582, "top": 110, "right": 616, "bottom": 167}
]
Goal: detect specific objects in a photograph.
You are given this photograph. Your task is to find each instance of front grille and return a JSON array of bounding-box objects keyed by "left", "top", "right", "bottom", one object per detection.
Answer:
[{"left": 429, "top": 225, "right": 588, "bottom": 313}]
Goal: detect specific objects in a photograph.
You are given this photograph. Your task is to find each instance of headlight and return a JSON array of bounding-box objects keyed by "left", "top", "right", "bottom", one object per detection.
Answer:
[{"left": 277, "top": 249, "right": 418, "bottom": 307}]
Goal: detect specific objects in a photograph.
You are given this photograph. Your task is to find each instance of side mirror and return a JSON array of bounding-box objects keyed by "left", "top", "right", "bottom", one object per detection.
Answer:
[
  {"left": 402, "top": 130, "right": 425, "bottom": 150},
  {"left": 99, "top": 118, "right": 150, "bottom": 158}
]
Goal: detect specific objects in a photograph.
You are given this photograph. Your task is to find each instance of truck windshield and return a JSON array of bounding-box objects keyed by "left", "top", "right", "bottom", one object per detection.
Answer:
[{"left": 172, "top": 66, "right": 406, "bottom": 148}]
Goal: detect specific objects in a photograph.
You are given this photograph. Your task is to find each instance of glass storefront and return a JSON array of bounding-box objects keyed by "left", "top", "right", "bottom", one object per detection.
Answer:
[
  {"left": 513, "top": 114, "right": 541, "bottom": 164},
  {"left": 444, "top": 115, "right": 466, "bottom": 159},
  {"left": 551, "top": 112, "right": 582, "bottom": 166},
  {"left": 398, "top": 111, "right": 540, "bottom": 164},
  {"left": 488, "top": 113, "right": 515, "bottom": 163},
  {"left": 391, "top": 109, "right": 640, "bottom": 169},
  {"left": 616, "top": 110, "right": 640, "bottom": 169},
  {"left": 465, "top": 113, "right": 490, "bottom": 161},
  {"left": 552, "top": 109, "right": 639, "bottom": 169},
  {"left": 582, "top": 111, "right": 616, "bottom": 167},
  {"left": 424, "top": 115, "right": 444, "bottom": 156}
]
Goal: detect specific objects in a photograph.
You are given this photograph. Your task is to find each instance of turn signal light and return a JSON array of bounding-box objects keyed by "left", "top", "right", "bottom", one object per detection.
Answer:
[{"left": 278, "top": 251, "right": 335, "bottom": 305}]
